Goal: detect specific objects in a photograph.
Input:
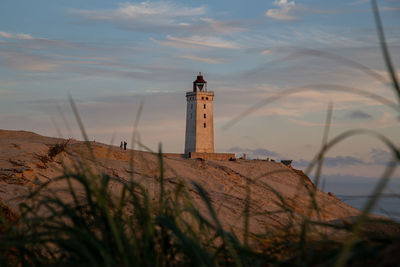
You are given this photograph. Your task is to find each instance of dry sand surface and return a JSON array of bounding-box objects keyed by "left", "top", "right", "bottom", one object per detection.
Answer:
[{"left": 0, "top": 129, "right": 361, "bottom": 236}]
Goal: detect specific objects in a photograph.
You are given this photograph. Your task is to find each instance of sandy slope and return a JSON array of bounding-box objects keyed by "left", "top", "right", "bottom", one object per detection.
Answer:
[{"left": 0, "top": 129, "right": 360, "bottom": 235}]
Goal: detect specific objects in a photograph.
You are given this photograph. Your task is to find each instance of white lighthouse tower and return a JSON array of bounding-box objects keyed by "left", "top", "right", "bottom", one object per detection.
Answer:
[{"left": 184, "top": 73, "right": 214, "bottom": 156}]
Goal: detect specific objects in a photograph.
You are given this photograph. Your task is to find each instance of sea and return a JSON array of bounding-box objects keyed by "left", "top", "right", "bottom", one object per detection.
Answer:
[
  {"left": 322, "top": 176, "right": 400, "bottom": 221},
  {"left": 338, "top": 195, "right": 400, "bottom": 221}
]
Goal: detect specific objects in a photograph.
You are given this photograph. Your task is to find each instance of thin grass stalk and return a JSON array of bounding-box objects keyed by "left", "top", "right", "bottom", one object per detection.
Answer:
[
  {"left": 334, "top": 159, "right": 397, "bottom": 267},
  {"left": 68, "top": 95, "right": 95, "bottom": 162},
  {"left": 223, "top": 84, "right": 398, "bottom": 130},
  {"left": 243, "top": 179, "right": 250, "bottom": 248},
  {"left": 102, "top": 133, "right": 116, "bottom": 168},
  {"left": 299, "top": 103, "right": 334, "bottom": 249},
  {"left": 283, "top": 48, "right": 388, "bottom": 84},
  {"left": 305, "top": 129, "right": 400, "bottom": 176},
  {"left": 314, "top": 102, "right": 333, "bottom": 190},
  {"left": 129, "top": 100, "right": 144, "bottom": 182},
  {"left": 56, "top": 103, "right": 74, "bottom": 139},
  {"left": 300, "top": 103, "right": 334, "bottom": 249},
  {"left": 158, "top": 143, "right": 165, "bottom": 212},
  {"left": 371, "top": 0, "right": 400, "bottom": 102},
  {"left": 192, "top": 182, "right": 243, "bottom": 266}
]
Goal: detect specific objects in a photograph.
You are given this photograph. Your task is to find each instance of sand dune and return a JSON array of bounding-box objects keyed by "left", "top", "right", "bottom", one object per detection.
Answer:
[{"left": 0, "top": 129, "right": 361, "bottom": 235}]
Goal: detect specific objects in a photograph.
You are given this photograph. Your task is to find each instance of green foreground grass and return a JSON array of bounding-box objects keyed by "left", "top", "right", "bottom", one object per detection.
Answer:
[{"left": 0, "top": 142, "right": 399, "bottom": 266}]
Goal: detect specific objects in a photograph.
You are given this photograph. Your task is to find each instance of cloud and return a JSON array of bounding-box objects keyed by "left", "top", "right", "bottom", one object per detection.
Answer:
[
  {"left": 228, "top": 147, "right": 280, "bottom": 159},
  {"left": 288, "top": 118, "right": 331, "bottom": 127},
  {"left": 0, "top": 30, "right": 91, "bottom": 50},
  {"left": 292, "top": 159, "right": 309, "bottom": 168},
  {"left": 0, "top": 89, "right": 12, "bottom": 96},
  {"left": 261, "top": 49, "right": 273, "bottom": 55},
  {"left": 295, "top": 150, "right": 398, "bottom": 169},
  {"left": 156, "top": 35, "right": 240, "bottom": 49},
  {"left": 179, "top": 54, "right": 224, "bottom": 64},
  {"left": 347, "top": 110, "right": 372, "bottom": 120},
  {"left": 323, "top": 156, "right": 367, "bottom": 167},
  {"left": 358, "top": 111, "right": 397, "bottom": 130},
  {"left": 265, "top": 0, "right": 297, "bottom": 21},
  {"left": 370, "top": 148, "right": 393, "bottom": 165},
  {"left": 349, "top": 0, "right": 400, "bottom": 11},
  {"left": 198, "top": 18, "right": 245, "bottom": 34},
  {"left": 0, "top": 32, "right": 198, "bottom": 77},
  {"left": 0, "top": 51, "right": 58, "bottom": 72},
  {"left": 0, "top": 31, "right": 33, "bottom": 40},
  {"left": 70, "top": 2, "right": 244, "bottom": 35},
  {"left": 0, "top": 31, "right": 12, "bottom": 38},
  {"left": 217, "top": 81, "right": 390, "bottom": 126},
  {"left": 58, "top": 62, "right": 197, "bottom": 84},
  {"left": 294, "top": 156, "right": 367, "bottom": 168},
  {"left": 72, "top": 2, "right": 205, "bottom": 24},
  {"left": 380, "top": 7, "right": 400, "bottom": 12},
  {"left": 348, "top": 0, "right": 369, "bottom": 5}
]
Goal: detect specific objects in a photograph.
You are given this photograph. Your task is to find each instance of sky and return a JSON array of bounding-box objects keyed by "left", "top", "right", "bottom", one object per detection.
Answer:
[{"left": 1, "top": 0, "right": 400, "bottom": 198}]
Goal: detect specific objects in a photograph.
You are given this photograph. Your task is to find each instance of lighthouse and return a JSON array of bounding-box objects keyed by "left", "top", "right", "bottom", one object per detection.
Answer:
[{"left": 184, "top": 73, "right": 214, "bottom": 155}]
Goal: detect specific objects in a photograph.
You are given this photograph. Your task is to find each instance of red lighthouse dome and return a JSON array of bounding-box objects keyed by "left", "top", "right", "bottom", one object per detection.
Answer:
[{"left": 193, "top": 72, "right": 207, "bottom": 92}]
